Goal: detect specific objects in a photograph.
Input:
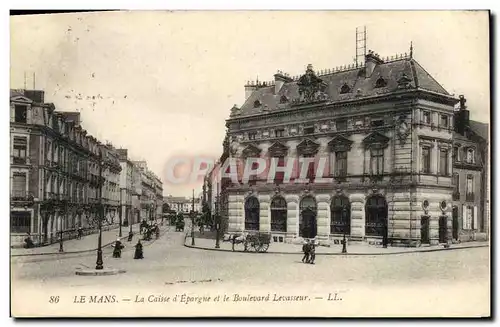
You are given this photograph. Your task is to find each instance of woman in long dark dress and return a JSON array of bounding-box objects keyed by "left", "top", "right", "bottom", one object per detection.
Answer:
[
  {"left": 112, "top": 239, "right": 124, "bottom": 258},
  {"left": 134, "top": 240, "right": 144, "bottom": 259}
]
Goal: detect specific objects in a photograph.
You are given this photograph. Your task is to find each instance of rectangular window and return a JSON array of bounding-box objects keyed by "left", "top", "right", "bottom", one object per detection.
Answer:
[
  {"left": 440, "top": 115, "right": 449, "bottom": 128},
  {"left": 302, "top": 154, "right": 315, "bottom": 182},
  {"left": 12, "top": 172, "right": 27, "bottom": 198},
  {"left": 467, "top": 206, "right": 474, "bottom": 230},
  {"left": 466, "top": 175, "right": 474, "bottom": 199},
  {"left": 421, "top": 147, "right": 431, "bottom": 173},
  {"left": 248, "top": 132, "right": 256, "bottom": 140},
  {"left": 336, "top": 120, "right": 347, "bottom": 131},
  {"left": 453, "top": 146, "right": 459, "bottom": 162},
  {"left": 275, "top": 129, "right": 284, "bottom": 138},
  {"left": 335, "top": 151, "right": 347, "bottom": 177},
  {"left": 11, "top": 211, "right": 31, "bottom": 233},
  {"left": 422, "top": 111, "right": 431, "bottom": 125},
  {"left": 13, "top": 137, "right": 27, "bottom": 164},
  {"left": 303, "top": 126, "right": 315, "bottom": 135},
  {"left": 14, "top": 105, "right": 27, "bottom": 123},
  {"left": 370, "top": 119, "right": 384, "bottom": 127},
  {"left": 439, "top": 149, "right": 448, "bottom": 176},
  {"left": 370, "top": 148, "right": 384, "bottom": 175}
]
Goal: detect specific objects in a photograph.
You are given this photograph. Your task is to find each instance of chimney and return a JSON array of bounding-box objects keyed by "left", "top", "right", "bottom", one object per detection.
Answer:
[
  {"left": 365, "top": 50, "right": 384, "bottom": 77},
  {"left": 273, "top": 70, "right": 293, "bottom": 95},
  {"left": 244, "top": 81, "right": 258, "bottom": 100}
]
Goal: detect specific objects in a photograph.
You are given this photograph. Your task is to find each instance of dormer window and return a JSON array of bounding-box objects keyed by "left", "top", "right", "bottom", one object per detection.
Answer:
[
  {"left": 340, "top": 84, "right": 351, "bottom": 94},
  {"left": 375, "top": 77, "right": 387, "bottom": 88},
  {"left": 466, "top": 148, "right": 475, "bottom": 164},
  {"left": 279, "top": 95, "right": 288, "bottom": 104},
  {"left": 253, "top": 100, "right": 261, "bottom": 108}
]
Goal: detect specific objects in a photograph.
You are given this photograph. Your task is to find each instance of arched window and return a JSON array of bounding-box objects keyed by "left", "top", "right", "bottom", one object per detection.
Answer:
[
  {"left": 375, "top": 77, "right": 387, "bottom": 88},
  {"left": 299, "top": 196, "right": 317, "bottom": 238},
  {"left": 330, "top": 195, "right": 351, "bottom": 235},
  {"left": 365, "top": 195, "right": 388, "bottom": 237},
  {"left": 244, "top": 196, "right": 260, "bottom": 231},
  {"left": 340, "top": 83, "right": 351, "bottom": 94},
  {"left": 270, "top": 196, "right": 287, "bottom": 232}
]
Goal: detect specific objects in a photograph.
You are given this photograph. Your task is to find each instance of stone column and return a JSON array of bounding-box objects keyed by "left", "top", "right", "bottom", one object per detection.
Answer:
[
  {"left": 349, "top": 192, "right": 365, "bottom": 238},
  {"left": 316, "top": 193, "right": 330, "bottom": 241},
  {"left": 431, "top": 140, "right": 438, "bottom": 174},
  {"left": 228, "top": 193, "right": 242, "bottom": 232}
]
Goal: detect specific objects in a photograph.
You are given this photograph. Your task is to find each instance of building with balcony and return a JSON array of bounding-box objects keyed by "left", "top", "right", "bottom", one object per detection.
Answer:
[{"left": 220, "top": 48, "right": 489, "bottom": 246}]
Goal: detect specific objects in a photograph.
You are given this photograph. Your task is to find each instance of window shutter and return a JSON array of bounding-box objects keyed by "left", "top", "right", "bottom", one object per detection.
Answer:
[
  {"left": 462, "top": 205, "right": 467, "bottom": 229},
  {"left": 473, "top": 206, "right": 478, "bottom": 230}
]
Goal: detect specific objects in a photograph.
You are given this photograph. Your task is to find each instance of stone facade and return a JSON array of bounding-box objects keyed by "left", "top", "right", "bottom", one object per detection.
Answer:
[{"left": 219, "top": 50, "right": 488, "bottom": 246}]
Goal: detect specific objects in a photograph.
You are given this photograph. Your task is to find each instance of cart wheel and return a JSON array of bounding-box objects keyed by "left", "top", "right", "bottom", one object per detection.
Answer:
[{"left": 260, "top": 243, "right": 269, "bottom": 253}]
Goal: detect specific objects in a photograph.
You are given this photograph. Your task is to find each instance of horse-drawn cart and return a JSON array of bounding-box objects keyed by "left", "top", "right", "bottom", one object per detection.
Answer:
[{"left": 224, "top": 232, "right": 271, "bottom": 253}]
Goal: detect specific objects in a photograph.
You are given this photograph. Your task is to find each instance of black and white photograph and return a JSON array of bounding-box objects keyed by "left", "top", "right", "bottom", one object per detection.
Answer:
[{"left": 9, "top": 10, "right": 490, "bottom": 317}]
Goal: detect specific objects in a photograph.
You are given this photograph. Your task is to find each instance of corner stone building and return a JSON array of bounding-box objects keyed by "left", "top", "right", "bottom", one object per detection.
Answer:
[{"left": 223, "top": 51, "right": 488, "bottom": 246}]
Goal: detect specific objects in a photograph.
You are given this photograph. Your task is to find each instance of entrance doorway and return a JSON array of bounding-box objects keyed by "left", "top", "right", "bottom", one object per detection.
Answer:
[
  {"left": 420, "top": 216, "right": 430, "bottom": 244},
  {"left": 299, "top": 196, "right": 317, "bottom": 238},
  {"left": 439, "top": 215, "right": 448, "bottom": 243},
  {"left": 452, "top": 206, "right": 459, "bottom": 240}
]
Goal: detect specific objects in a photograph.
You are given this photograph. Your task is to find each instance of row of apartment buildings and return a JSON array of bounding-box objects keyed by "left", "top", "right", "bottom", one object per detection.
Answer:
[
  {"left": 10, "top": 89, "right": 163, "bottom": 246},
  {"left": 203, "top": 49, "right": 489, "bottom": 246}
]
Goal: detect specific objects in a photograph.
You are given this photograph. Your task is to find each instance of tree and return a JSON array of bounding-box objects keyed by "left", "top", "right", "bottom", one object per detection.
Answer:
[{"left": 201, "top": 201, "right": 212, "bottom": 229}]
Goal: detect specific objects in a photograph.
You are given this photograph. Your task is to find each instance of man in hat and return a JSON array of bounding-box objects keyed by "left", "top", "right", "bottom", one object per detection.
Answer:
[{"left": 112, "top": 238, "right": 124, "bottom": 258}]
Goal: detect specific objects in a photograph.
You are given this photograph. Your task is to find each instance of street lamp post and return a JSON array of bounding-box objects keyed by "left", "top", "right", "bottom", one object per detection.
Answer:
[
  {"left": 59, "top": 206, "right": 64, "bottom": 252},
  {"left": 215, "top": 195, "right": 220, "bottom": 249},
  {"left": 342, "top": 207, "right": 347, "bottom": 254},
  {"left": 95, "top": 156, "right": 104, "bottom": 270}
]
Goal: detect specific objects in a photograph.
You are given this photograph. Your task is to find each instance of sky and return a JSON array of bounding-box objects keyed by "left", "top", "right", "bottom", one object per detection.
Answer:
[{"left": 10, "top": 11, "right": 490, "bottom": 197}]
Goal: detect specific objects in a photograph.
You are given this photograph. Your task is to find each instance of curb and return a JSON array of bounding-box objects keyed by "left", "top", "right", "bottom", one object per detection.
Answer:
[
  {"left": 183, "top": 243, "right": 489, "bottom": 256},
  {"left": 12, "top": 226, "right": 171, "bottom": 258}
]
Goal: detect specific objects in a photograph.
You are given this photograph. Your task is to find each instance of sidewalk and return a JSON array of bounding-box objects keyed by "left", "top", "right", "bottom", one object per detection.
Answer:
[
  {"left": 11, "top": 222, "right": 164, "bottom": 257},
  {"left": 184, "top": 236, "right": 489, "bottom": 256}
]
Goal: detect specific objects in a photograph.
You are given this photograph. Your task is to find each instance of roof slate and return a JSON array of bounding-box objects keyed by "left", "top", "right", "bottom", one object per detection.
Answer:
[{"left": 239, "top": 58, "right": 450, "bottom": 116}]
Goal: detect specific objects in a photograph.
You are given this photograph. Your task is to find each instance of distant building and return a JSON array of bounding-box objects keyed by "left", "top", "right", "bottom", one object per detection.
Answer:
[
  {"left": 216, "top": 48, "right": 489, "bottom": 246},
  {"left": 132, "top": 161, "right": 163, "bottom": 222},
  {"left": 452, "top": 98, "right": 489, "bottom": 242},
  {"left": 164, "top": 195, "right": 201, "bottom": 214}
]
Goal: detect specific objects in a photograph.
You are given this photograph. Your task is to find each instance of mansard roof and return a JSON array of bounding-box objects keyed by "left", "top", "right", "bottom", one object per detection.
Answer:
[{"left": 239, "top": 58, "right": 450, "bottom": 116}]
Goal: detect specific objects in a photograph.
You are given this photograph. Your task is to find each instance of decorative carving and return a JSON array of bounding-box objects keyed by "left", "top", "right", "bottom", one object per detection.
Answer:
[
  {"left": 328, "top": 135, "right": 353, "bottom": 152},
  {"left": 242, "top": 143, "right": 261, "bottom": 158},
  {"left": 397, "top": 73, "right": 412, "bottom": 89},
  {"left": 296, "top": 138, "right": 320, "bottom": 155},
  {"left": 296, "top": 64, "right": 329, "bottom": 103}
]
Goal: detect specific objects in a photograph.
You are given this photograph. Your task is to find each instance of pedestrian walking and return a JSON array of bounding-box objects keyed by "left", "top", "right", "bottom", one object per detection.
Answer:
[
  {"left": 127, "top": 230, "right": 134, "bottom": 242},
  {"left": 155, "top": 225, "right": 160, "bottom": 239},
  {"left": 112, "top": 239, "right": 124, "bottom": 258},
  {"left": 134, "top": 240, "right": 144, "bottom": 259},
  {"left": 301, "top": 240, "right": 310, "bottom": 263}
]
